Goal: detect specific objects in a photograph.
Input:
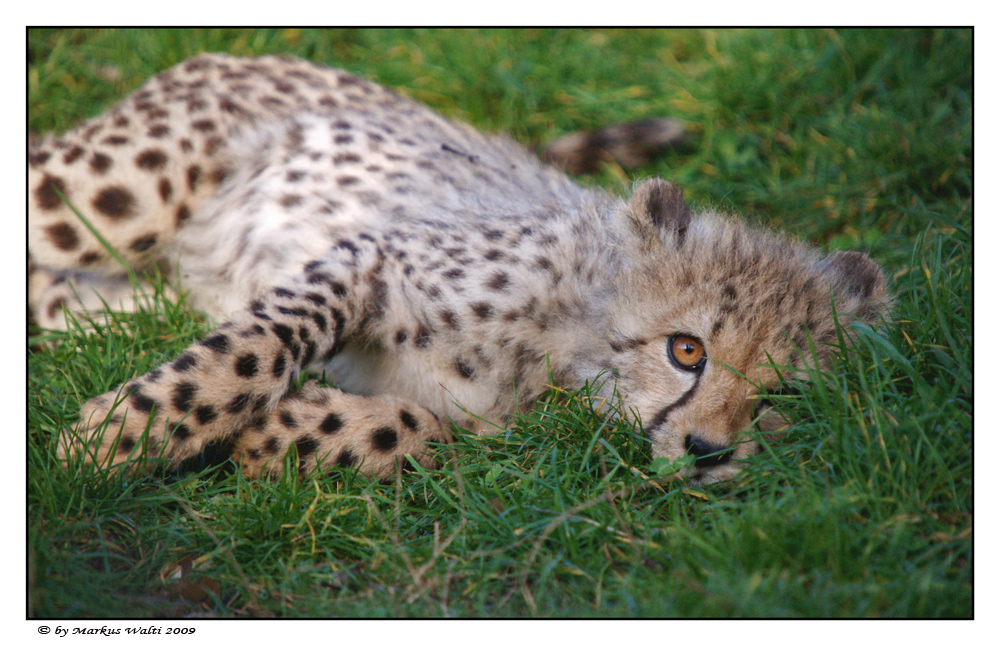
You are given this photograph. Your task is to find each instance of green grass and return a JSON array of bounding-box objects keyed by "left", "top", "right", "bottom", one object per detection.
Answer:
[{"left": 28, "top": 28, "right": 971, "bottom": 618}]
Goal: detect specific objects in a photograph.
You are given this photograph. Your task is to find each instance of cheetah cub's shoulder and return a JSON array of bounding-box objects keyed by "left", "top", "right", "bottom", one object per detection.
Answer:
[{"left": 29, "top": 54, "right": 891, "bottom": 484}]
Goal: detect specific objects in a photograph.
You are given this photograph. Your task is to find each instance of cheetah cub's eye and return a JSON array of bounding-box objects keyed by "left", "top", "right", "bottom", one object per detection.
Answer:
[{"left": 668, "top": 335, "right": 707, "bottom": 372}]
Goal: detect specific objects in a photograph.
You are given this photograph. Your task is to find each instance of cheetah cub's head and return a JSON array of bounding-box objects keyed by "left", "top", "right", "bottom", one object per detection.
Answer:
[{"left": 610, "top": 178, "right": 891, "bottom": 485}]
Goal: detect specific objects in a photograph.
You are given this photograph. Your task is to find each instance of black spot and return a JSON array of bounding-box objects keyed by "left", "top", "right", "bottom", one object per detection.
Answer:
[
  {"left": 35, "top": 174, "right": 68, "bottom": 210},
  {"left": 63, "top": 146, "right": 85, "bottom": 165},
  {"left": 89, "top": 153, "right": 112, "bottom": 174},
  {"left": 200, "top": 333, "right": 231, "bottom": 354},
  {"left": 195, "top": 405, "right": 218, "bottom": 425},
  {"left": 147, "top": 124, "right": 170, "bottom": 138},
  {"left": 205, "top": 166, "right": 229, "bottom": 184},
  {"left": 414, "top": 325, "right": 432, "bottom": 349},
  {"left": 250, "top": 299, "right": 272, "bottom": 320},
  {"left": 272, "top": 352, "right": 287, "bottom": 378},
  {"left": 92, "top": 186, "right": 136, "bottom": 219},
  {"left": 455, "top": 359, "right": 475, "bottom": 380},
  {"left": 279, "top": 410, "right": 298, "bottom": 428},
  {"left": 192, "top": 119, "right": 216, "bottom": 132},
  {"left": 264, "top": 437, "right": 282, "bottom": 455},
  {"left": 235, "top": 353, "right": 259, "bottom": 378},
  {"left": 28, "top": 150, "right": 50, "bottom": 167},
  {"left": 187, "top": 165, "right": 202, "bottom": 191},
  {"left": 171, "top": 423, "right": 192, "bottom": 441},
  {"left": 45, "top": 223, "right": 79, "bottom": 250},
  {"left": 333, "top": 153, "right": 361, "bottom": 164},
  {"left": 336, "top": 449, "right": 356, "bottom": 468},
  {"left": 227, "top": 392, "right": 253, "bottom": 414},
  {"left": 280, "top": 194, "right": 303, "bottom": 208},
  {"left": 442, "top": 268, "right": 464, "bottom": 280},
  {"left": 301, "top": 340, "right": 316, "bottom": 367},
  {"left": 336, "top": 238, "right": 359, "bottom": 255},
  {"left": 307, "top": 272, "right": 348, "bottom": 297},
  {"left": 118, "top": 435, "right": 136, "bottom": 454},
  {"left": 400, "top": 410, "right": 419, "bottom": 432},
  {"left": 372, "top": 427, "right": 398, "bottom": 452},
  {"left": 273, "top": 287, "right": 295, "bottom": 298},
  {"left": 439, "top": 310, "right": 460, "bottom": 330},
  {"left": 295, "top": 434, "right": 318, "bottom": 457},
  {"left": 129, "top": 234, "right": 157, "bottom": 253},
  {"left": 310, "top": 312, "right": 327, "bottom": 333},
  {"left": 395, "top": 329, "right": 408, "bottom": 345},
  {"left": 130, "top": 389, "right": 157, "bottom": 413},
  {"left": 330, "top": 308, "right": 346, "bottom": 337},
  {"left": 486, "top": 272, "right": 509, "bottom": 291},
  {"left": 173, "top": 382, "right": 197, "bottom": 412},
  {"left": 471, "top": 303, "right": 493, "bottom": 320},
  {"left": 135, "top": 149, "right": 168, "bottom": 171},
  {"left": 319, "top": 412, "right": 344, "bottom": 435},
  {"left": 45, "top": 297, "right": 66, "bottom": 320},
  {"left": 239, "top": 324, "right": 266, "bottom": 338},
  {"left": 711, "top": 318, "right": 725, "bottom": 338},
  {"left": 272, "top": 323, "right": 295, "bottom": 348},
  {"left": 278, "top": 305, "right": 309, "bottom": 317},
  {"left": 173, "top": 353, "right": 197, "bottom": 372}
]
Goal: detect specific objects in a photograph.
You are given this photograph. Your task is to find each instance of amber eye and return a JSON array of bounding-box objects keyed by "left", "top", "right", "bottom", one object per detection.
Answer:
[{"left": 668, "top": 335, "right": 707, "bottom": 371}]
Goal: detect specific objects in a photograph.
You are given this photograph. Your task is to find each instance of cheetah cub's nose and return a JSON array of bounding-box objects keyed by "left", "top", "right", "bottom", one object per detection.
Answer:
[{"left": 683, "top": 434, "right": 732, "bottom": 468}]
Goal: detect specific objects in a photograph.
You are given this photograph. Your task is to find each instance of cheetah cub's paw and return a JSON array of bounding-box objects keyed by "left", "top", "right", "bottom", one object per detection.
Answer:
[
  {"left": 233, "top": 381, "right": 453, "bottom": 480},
  {"left": 61, "top": 377, "right": 219, "bottom": 469},
  {"left": 59, "top": 386, "right": 157, "bottom": 469}
]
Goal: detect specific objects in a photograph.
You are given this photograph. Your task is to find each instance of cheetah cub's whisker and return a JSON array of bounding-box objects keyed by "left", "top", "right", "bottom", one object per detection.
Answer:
[{"left": 29, "top": 54, "right": 891, "bottom": 484}]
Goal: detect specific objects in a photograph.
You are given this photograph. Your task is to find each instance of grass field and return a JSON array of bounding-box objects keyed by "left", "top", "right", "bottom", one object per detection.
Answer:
[{"left": 27, "top": 28, "right": 972, "bottom": 618}]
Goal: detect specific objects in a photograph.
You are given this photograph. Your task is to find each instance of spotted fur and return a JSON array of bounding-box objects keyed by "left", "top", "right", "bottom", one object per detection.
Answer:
[{"left": 30, "top": 54, "right": 891, "bottom": 484}]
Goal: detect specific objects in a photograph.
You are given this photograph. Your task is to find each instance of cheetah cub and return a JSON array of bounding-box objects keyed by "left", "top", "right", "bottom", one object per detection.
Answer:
[{"left": 29, "top": 54, "right": 890, "bottom": 485}]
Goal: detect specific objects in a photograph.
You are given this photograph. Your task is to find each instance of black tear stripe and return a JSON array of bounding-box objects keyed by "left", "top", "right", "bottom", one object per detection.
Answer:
[{"left": 646, "top": 372, "right": 703, "bottom": 437}]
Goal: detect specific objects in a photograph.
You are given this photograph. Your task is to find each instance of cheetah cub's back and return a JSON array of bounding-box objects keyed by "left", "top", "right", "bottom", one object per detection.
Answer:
[{"left": 29, "top": 54, "right": 891, "bottom": 485}]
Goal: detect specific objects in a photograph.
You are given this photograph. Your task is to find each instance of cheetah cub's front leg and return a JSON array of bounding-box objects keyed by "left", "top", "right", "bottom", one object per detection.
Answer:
[{"left": 62, "top": 241, "right": 451, "bottom": 479}]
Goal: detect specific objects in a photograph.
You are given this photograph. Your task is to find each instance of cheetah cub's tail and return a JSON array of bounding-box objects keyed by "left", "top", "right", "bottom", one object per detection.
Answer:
[{"left": 540, "top": 118, "right": 686, "bottom": 174}]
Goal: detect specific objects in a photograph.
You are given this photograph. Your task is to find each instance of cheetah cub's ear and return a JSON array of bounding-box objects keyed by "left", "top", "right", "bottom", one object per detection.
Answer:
[
  {"left": 818, "top": 250, "right": 893, "bottom": 326},
  {"left": 625, "top": 177, "right": 691, "bottom": 251}
]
